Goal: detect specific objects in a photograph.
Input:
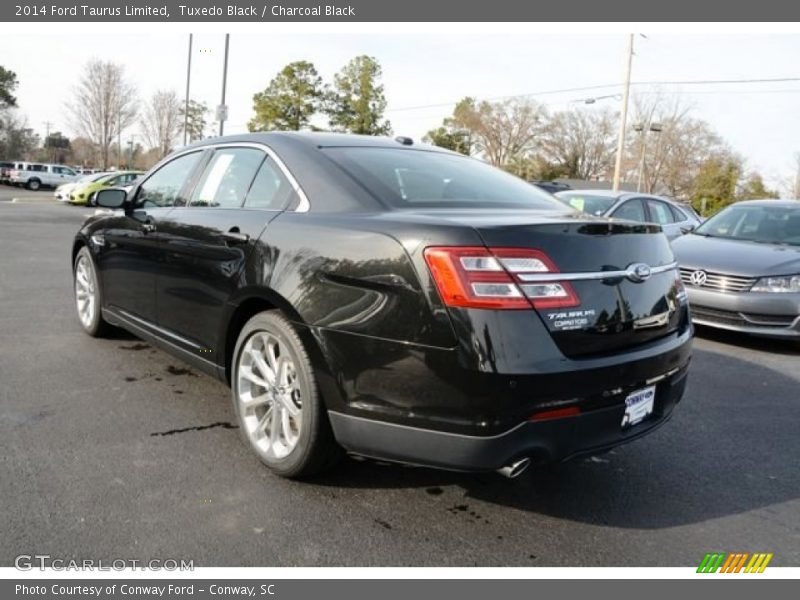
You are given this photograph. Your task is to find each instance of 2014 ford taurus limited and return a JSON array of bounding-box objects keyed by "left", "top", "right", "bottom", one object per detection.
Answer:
[{"left": 73, "top": 132, "right": 693, "bottom": 479}]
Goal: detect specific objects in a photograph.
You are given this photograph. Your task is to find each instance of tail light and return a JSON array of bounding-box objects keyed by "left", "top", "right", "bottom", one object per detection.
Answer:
[{"left": 423, "top": 246, "right": 579, "bottom": 310}]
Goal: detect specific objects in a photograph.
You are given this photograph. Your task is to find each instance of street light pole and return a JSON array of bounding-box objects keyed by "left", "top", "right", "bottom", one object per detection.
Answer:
[
  {"left": 612, "top": 34, "right": 634, "bottom": 192},
  {"left": 219, "top": 33, "right": 230, "bottom": 137},
  {"left": 117, "top": 112, "right": 122, "bottom": 171},
  {"left": 183, "top": 33, "right": 193, "bottom": 145},
  {"left": 636, "top": 122, "right": 662, "bottom": 193},
  {"left": 636, "top": 124, "right": 647, "bottom": 193}
]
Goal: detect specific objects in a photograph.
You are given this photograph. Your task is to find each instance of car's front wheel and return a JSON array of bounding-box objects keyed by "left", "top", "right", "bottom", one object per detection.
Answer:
[
  {"left": 73, "top": 247, "right": 109, "bottom": 337},
  {"left": 232, "top": 311, "right": 342, "bottom": 478}
]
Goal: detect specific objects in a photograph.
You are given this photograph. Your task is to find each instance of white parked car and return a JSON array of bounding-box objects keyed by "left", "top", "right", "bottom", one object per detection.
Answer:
[{"left": 9, "top": 163, "right": 80, "bottom": 190}]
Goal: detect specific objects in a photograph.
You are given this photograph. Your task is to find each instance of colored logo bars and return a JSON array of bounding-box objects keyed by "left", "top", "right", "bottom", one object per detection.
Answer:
[{"left": 697, "top": 552, "right": 773, "bottom": 573}]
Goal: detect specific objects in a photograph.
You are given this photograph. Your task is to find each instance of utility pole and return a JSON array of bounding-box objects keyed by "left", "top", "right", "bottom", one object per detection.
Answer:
[
  {"left": 183, "top": 33, "right": 193, "bottom": 145},
  {"left": 43, "top": 121, "right": 54, "bottom": 162},
  {"left": 612, "top": 34, "right": 634, "bottom": 192},
  {"left": 218, "top": 33, "right": 230, "bottom": 137},
  {"left": 117, "top": 112, "right": 122, "bottom": 171}
]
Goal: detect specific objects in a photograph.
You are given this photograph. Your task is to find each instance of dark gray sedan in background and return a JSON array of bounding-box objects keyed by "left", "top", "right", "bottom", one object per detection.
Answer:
[
  {"left": 555, "top": 190, "right": 702, "bottom": 240},
  {"left": 672, "top": 200, "right": 800, "bottom": 339}
]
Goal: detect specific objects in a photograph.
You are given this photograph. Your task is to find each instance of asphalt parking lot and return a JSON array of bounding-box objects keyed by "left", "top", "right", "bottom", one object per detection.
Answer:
[{"left": 1, "top": 197, "right": 799, "bottom": 567}]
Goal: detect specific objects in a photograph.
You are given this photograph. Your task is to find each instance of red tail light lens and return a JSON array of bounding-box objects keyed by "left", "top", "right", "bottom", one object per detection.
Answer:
[{"left": 423, "top": 246, "right": 579, "bottom": 310}]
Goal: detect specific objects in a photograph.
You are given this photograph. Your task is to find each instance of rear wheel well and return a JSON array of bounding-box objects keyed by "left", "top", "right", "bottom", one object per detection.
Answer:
[
  {"left": 224, "top": 297, "right": 277, "bottom": 384},
  {"left": 71, "top": 239, "right": 86, "bottom": 268}
]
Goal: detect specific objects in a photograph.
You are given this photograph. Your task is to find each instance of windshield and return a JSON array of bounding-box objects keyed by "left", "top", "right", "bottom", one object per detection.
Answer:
[
  {"left": 695, "top": 204, "right": 800, "bottom": 246},
  {"left": 555, "top": 192, "right": 618, "bottom": 216},
  {"left": 324, "top": 147, "right": 569, "bottom": 210}
]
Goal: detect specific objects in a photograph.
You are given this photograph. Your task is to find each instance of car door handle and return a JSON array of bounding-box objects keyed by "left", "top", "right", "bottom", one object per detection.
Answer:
[{"left": 222, "top": 230, "right": 250, "bottom": 244}]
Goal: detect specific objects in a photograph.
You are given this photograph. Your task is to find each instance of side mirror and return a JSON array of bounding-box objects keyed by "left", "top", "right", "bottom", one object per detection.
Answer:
[{"left": 95, "top": 188, "right": 127, "bottom": 209}]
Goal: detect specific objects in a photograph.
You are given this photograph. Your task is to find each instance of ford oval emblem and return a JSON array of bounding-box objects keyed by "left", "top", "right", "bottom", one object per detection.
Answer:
[{"left": 627, "top": 263, "right": 652, "bottom": 283}]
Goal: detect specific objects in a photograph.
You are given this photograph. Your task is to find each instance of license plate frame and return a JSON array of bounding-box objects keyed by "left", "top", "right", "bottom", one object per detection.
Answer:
[{"left": 621, "top": 385, "right": 656, "bottom": 428}]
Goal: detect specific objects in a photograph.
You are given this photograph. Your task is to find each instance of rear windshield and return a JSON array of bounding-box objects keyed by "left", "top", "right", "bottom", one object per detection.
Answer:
[
  {"left": 324, "top": 147, "right": 567, "bottom": 210},
  {"left": 555, "top": 192, "right": 617, "bottom": 216},
  {"left": 695, "top": 204, "right": 800, "bottom": 246}
]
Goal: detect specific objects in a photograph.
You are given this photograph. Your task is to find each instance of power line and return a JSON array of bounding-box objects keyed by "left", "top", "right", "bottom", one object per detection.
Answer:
[{"left": 385, "top": 76, "right": 800, "bottom": 113}]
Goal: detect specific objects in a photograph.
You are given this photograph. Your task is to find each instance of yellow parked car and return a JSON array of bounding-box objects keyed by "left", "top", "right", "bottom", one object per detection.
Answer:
[{"left": 69, "top": 171, "right": 143, "bottom": 205}]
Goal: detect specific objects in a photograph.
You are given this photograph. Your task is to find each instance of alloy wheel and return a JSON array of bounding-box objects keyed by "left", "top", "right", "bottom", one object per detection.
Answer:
[
  {"left": 74, "top": 255, "right": 96, "bottom": 328},
  {"left": 236, "top": 331, "right": 303, "bottom": 460}
]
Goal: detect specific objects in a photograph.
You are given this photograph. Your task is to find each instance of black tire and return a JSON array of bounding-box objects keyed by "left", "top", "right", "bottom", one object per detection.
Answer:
[
  {"left": 27, "top": 178, "right": 41, "bottom": 191},
  {"left": 231, "top": 310, "right": 342, "bottom": 478},
  {"left": 73, "top": 246, "right": 110, "bottom": 337}
]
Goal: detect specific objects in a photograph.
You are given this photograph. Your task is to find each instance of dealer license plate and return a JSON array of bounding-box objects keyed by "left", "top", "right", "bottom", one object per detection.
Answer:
[{"left": 621, "top": 385, "right": 656, "bottom": 428}]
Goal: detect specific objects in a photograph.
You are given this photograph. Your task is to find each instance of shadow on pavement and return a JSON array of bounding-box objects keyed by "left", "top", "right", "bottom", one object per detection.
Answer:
[{"left": 693, "top": 324, "right": 800, "bottom": 356}]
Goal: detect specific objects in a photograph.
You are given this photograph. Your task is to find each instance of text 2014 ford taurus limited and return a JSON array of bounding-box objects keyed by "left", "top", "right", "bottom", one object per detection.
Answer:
[{"left": 73, "top": 133, "right": 693, "bottom": 479}]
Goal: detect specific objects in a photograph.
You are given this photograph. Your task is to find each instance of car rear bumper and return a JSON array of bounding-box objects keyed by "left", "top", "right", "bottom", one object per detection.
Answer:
[
  {"left": 306, "top": 313, "right": 692, "bottom": 472},
  {"left": 328, "top": 364, "right": 688, "bottom": 471},
  {"left": 686, "top": 287, "right": 800, "bottom": 338}
]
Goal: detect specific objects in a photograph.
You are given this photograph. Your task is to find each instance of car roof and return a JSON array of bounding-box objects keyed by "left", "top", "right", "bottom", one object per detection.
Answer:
[
  {"left": 183, "top": 131, "right": 455, "bottom": 153},
  {"left": 558, "top": 189, "right": 686, "bottom": 204},
  {"left": 729, "top": 199, "right": 800, "bottom": 208}
]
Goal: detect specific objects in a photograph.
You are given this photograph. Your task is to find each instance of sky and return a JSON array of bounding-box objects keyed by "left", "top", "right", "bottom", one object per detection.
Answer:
[{"left": 2, "top": 32, "right": 800, "bottom": 190}]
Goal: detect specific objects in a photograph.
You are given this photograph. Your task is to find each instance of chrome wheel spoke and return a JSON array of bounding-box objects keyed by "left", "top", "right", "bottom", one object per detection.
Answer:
[
  {"left": 239, "top": 365, "right": 269, "bottom": 389},
  {"left": 256, "top": 405, "right": 273, "bottom": 432},
  {"left": 250, "top": 347, "right": 276, "bottom": 384},
  {"left": 241, "top": 392, "right": 272, "bottom": 409},
  {"left": 281, "top": 408, "right": 294, "bottom": 442},
  {"left": 278, "top": 392, "right": 300, "bottom": 417},
  {"left": 268, "top": 403, "right": 282, "bottom": 445}
]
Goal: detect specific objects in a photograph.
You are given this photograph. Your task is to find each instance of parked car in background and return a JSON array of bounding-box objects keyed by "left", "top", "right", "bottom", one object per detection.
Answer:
[
  {"left": 530, "top": 180, "right": 571, "bottom": 194},
  {"left": 70, "top": 170, "right": 143, "bottom": 205},
  {"left": 73, "top": 132, "right": 692, "bottom": 479},
  {"left": 9, "top": 163, "right": 80, "bottom": 190},
  {"left": 555, "top": 190, "right": 702, "bottom": 240},
  {"left": 672, "top": 200, "right": 800, "bottom": 339},
  {"left": 55, "top": 172, "right": 113, "bottom": 202}
]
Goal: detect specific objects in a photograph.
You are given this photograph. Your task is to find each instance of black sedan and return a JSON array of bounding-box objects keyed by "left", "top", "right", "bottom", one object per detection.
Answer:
[{"left": 73, "top": 133, "right": 693, "bottom": 479}]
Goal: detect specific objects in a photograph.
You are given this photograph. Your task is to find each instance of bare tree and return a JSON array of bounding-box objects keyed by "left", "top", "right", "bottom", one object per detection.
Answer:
[
  {"left": 66, "top": 59, "right": 137, "bottom": 170},
  {"left": 449, "top": 97, "right": 546, "bottom": 167},
  {"left": 141, "top": 90, "right": 182, "bottom": 159},
  {"left": 539, "top": 107, "right": 617, "bottom": 180},
  {"left": 626, "top": 92, "right": 734, "bottom": 198}
]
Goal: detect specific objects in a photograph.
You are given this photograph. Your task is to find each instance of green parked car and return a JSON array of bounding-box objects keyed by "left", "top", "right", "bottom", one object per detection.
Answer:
[{"left": 69, "top": 171, "right": 143, "bottom": 205}]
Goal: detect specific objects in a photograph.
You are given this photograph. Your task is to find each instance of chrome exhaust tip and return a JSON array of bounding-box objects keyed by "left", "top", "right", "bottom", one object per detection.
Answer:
[{"left": 497, "top": 457, "right": 531, "bottom": 479}]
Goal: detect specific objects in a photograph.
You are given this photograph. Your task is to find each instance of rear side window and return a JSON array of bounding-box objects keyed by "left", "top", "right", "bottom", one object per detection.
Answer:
[
  {"left": 612, "top": 199, "right": 646, "bottom": 222},
  {"left": 138, "top": 151, "right": 202, "bottom": 208},
  {"left": 557, "top": 192, "right": 617, "bottom": 216},
  {"left": 244, "top": 158, "right": 295, "bottom": 210},
  {"left": 646, "top": 199, "right": 677, "bottom": 224},
  {"left": 669, "top": 204, "right": 688, "bottom": 222},
  {"left": 189, "top": 148, "right": 264, "bottom": 208},
  {"left": 324, "top": 147, "right": 564, "bottom": 210}
]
